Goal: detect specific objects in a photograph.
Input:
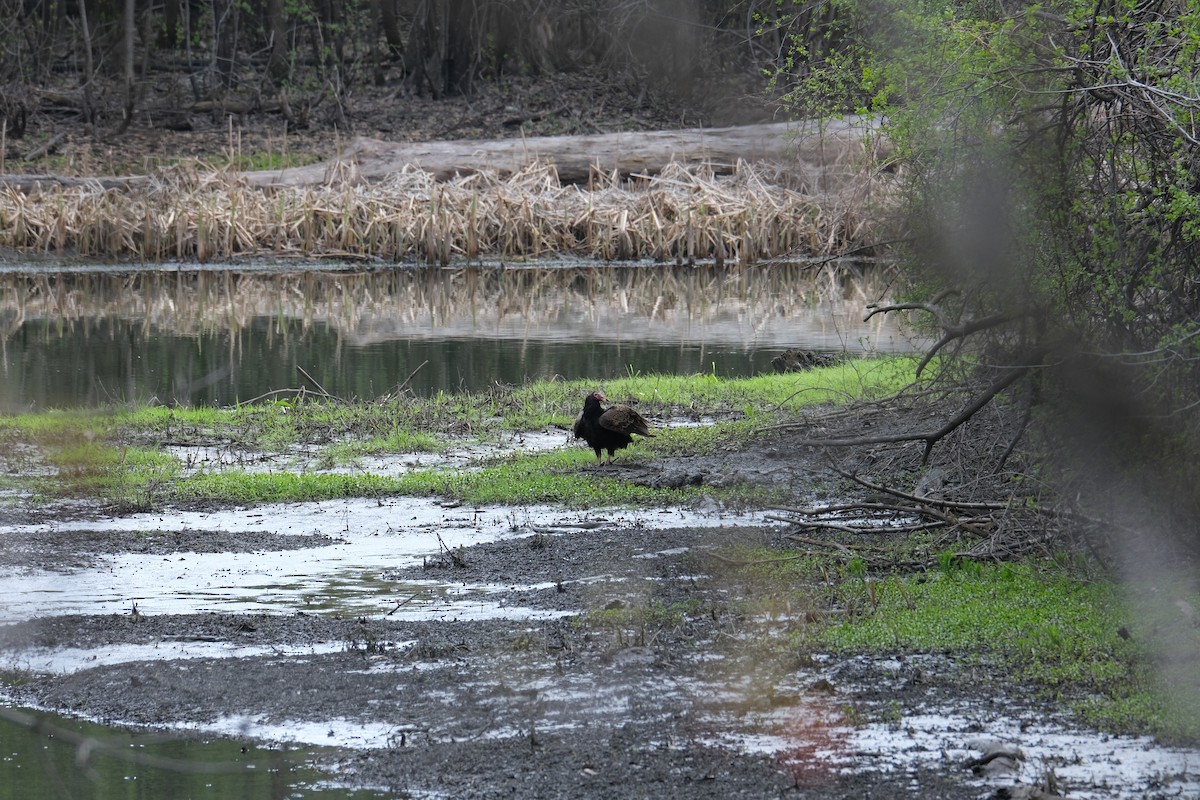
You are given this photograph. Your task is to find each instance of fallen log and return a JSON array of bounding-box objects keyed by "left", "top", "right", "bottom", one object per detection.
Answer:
[
  {"left": 0, "top": 173, "right": 145, "bottom": 192},
  {"left": 238, "top": 116, "right": 883, "bottom": 190},
  {"left": 0, "top": 117, "right": 884, "bottom": 193}
]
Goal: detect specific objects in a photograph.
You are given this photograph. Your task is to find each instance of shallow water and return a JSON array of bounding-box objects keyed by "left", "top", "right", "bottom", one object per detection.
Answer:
[
  {"left": 0, "top": 261, "right": 914, "bottom": 408},
  {"left": 0, "top": 495, "right": 769, "bottom": 628},
  {"left": 0, "top": 707, "right": 388, "bottom": 800},
  {"left": 700, "top": 653, "right": 1200, "bottom": 799},
  {"left": 2, "top": 494, "right": 1198, "bottom": 798}
]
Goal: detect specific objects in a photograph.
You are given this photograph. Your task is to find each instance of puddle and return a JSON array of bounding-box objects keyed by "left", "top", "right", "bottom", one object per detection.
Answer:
[
  {"left": 183, "top": 716, "right": 408, "bottom": 751},
  {"left": 167, "top": 429, "right": 572, "bottom": 476},
  {"left": 690, "top": 654, "right": 1200, "bottom": 799},
  {"left": 838, "top": 710, "right": 1200, "bottom": 799},
  {"left": 0, "top": 496, "right": 773, "bottom": 629},
  {"left": 0, "top": 706, "right": 389, "bottom": 800},
  {"left": 2, "top": 640, "right": 353, "bottom": 674}
]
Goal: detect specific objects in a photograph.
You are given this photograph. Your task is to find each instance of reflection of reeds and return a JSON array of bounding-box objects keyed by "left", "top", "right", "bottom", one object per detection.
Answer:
[
  {"left": 0, "top": 157, "right": 893, "bottom": 263},
  {"left": 0, "top": 263, "right": 900, "bottom": 347}
]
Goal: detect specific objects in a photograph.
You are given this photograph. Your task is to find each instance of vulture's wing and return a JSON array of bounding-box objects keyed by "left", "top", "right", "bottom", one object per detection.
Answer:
[{"left": 599, "top": 405, "right": 653, "bottom": 437}]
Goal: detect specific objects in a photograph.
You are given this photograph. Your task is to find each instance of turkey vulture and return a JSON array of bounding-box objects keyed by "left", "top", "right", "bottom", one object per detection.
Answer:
[{"left": 572, "top": 390, "right": 653, "bottom": 465}]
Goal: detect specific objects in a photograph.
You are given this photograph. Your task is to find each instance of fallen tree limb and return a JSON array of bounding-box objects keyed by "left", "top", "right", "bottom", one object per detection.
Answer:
[
  {"left": 803, "top": 365, "right": 1035, "bottom": 463},
  {"left": 865, "top": 300, "right": 1018, "bottom": 377},
  {"left": 0, "top": 118, "right": 884, "bottom": 192},
  {"left": 0, "top": 174, "right": 145, "bottom": 191},
  {"left": 236, "top": 116, "right": 884, "bottom": 188}
]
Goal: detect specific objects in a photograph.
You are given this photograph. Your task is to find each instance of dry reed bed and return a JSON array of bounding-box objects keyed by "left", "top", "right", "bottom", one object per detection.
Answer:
[
  {"left": 0, "top": 159, "right": 890, "bottom": 264},
  {"left": 0, "top": 263, "right": 895, "bottom": 345}
]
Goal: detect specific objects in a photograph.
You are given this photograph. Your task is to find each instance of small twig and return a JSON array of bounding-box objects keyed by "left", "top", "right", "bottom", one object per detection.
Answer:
[
  {"left": 765, "top": 513, "right": 944, "bottom": 534},
  {"left": 386, "top": 591, "right": 424, "bottom": 616},
  {"left": 785, "top": 534, "right": 891, "bottom": 555},
  {"left": 437, "top": 533, "right": 468, "bottom": 568},
  {"left": 395, "top": 360, "right": 429, "bottom": 395},
  {"left": 770, "top": 501, "right": 916, "bottom": 516},
  {"left": 237, "top": 386, "right": 341, "bottom": 405},
  {"left": 23, "top": 131, "right": 67, "bottom": 161},
  {"left": 833, "top": 467, "right": 1020, "bottom": 511},
  {"left": 296, "top": 365, "right": 333, "bottom": 397},
  {"left": 704, "top": 549, "right": 818, "bottom": 568}
]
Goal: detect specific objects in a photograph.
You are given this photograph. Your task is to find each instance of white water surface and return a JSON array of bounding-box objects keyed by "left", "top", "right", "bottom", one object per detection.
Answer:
[
  {"left": 0, "top": 496, "right": 769, "bottom": 628},
  {"left": 706, "top": 704, "right": 1200, "bottom": 800}
]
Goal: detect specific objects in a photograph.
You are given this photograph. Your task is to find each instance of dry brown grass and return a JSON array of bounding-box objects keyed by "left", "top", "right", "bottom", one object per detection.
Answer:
[{"left": 0, "top": 156, "right": 895, "bottom": 264}]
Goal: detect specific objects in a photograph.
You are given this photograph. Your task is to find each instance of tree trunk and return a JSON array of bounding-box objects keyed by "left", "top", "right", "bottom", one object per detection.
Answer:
[
  {"left": 118, "top": 0, "right": 135, "bottom": 133},
  {"left": 77, "top": 0, "right": 96, "bottom": 125},
  {"left": 161, "top": 0, "right": 179, "bottom": 49},
  {"left": 214, "top": 0, "right": 239, "bottom": 90},
  {"left": 378, "top": 0, "right": 404, "bottom": 59},
  {"left": 265, "top": 0, "right": 290, "bottom": 83}
]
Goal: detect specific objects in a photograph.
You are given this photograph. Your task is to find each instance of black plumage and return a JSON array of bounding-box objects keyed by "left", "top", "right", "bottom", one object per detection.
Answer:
[{"left": 572, "top": 390, "right": 653, "bottom": 465}]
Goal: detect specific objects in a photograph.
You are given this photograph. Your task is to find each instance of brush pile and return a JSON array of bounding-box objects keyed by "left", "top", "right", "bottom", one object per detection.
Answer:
[{"left": 0, "top": 157, "right": 893, "bottom": 264}]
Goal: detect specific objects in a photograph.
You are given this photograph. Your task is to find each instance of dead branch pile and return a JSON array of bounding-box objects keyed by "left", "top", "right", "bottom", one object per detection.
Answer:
[
  {"left": 754, "top": 385, "right": 1106, "bottom": 569},
  {"left": 0, "top": 158, "right": 892, "bottom": 264},
  {"left": 768, "top": 469, "right": 1070, "bottom": 568}
]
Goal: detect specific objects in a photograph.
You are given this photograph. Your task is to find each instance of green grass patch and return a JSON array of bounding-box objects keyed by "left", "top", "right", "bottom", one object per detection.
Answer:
[
  {"left": 170, "top": 448, "right": 695, "bottom": 507},
  {"left": 821, "top": 560, "right": 1200, "bottom": 743},
  {"left": 175, "top": 470, "right": 402, "bottom": 504},
  {"left": 498, "top": 356, "right": 921, "bottom": 430},
  {"left": 643, "top": 418, "right": 759, "bottom": 457},
  {"left": 391, "top": 449, "right": 694, "bottom": 506},
  {"left": 583, "top": 598, "right": 708, "bottom": 647},
  {"left": 0, "top": 359, "right": 916, "bottom": 508},
  {"left": 1, "top": 357, "right": 917, "bottom": 452},
  {"left": 47, "top": 443, "right": 180, "bottom": 510},
  {"left": 315, "top": 430, "right": 444, "bottom": 468}
]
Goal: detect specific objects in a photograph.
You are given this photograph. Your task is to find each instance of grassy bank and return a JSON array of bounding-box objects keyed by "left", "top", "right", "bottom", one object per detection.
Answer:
[
  {"left": 821, "top": 560, "right": 1200, "bottom": 744},
  {"left": 0, "top": 357, "right": 916, "bottom": 508}
]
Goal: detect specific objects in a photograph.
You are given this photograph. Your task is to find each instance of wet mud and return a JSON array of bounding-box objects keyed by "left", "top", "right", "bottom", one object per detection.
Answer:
[
  {"left": 1, "top": 431, "right": 1197, "bottom": 798},
  {"left": 1, "top": 521, "right": 970, "bottom": 798}
]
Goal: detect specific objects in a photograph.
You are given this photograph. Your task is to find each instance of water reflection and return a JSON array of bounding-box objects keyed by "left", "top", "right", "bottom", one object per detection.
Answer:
[
  {"left": 0, "top": 262, "right": 912, "bottom": 409},
  {"left": 0, "top": 708, "right": 385, "bottom": 800}
]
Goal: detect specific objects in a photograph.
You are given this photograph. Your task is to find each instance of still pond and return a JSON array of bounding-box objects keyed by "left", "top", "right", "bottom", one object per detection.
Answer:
[{"left": 0, "top": 260, "right": 911, "bottom": 410}]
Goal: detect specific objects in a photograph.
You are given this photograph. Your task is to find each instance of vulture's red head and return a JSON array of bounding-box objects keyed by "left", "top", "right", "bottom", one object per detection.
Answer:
[{"left": 590, "top": 390, "right": 607, "bottom": 403}]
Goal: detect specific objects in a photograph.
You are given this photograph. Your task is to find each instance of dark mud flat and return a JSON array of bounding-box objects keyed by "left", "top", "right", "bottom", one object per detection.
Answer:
[
  {"left": 3, "top": 517, "right": 1027, "bottom": 799},
  {"left": 0, "top": 527, "right": 341, "bottom": 572}
]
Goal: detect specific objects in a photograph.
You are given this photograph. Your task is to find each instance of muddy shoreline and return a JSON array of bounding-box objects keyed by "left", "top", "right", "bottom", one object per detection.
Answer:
[
  {"left": 2, "top": 421, "right": 1197, "bottom": 798},
  {"left": 2, "top": 518, "right": 988, "bottom": 798}
]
